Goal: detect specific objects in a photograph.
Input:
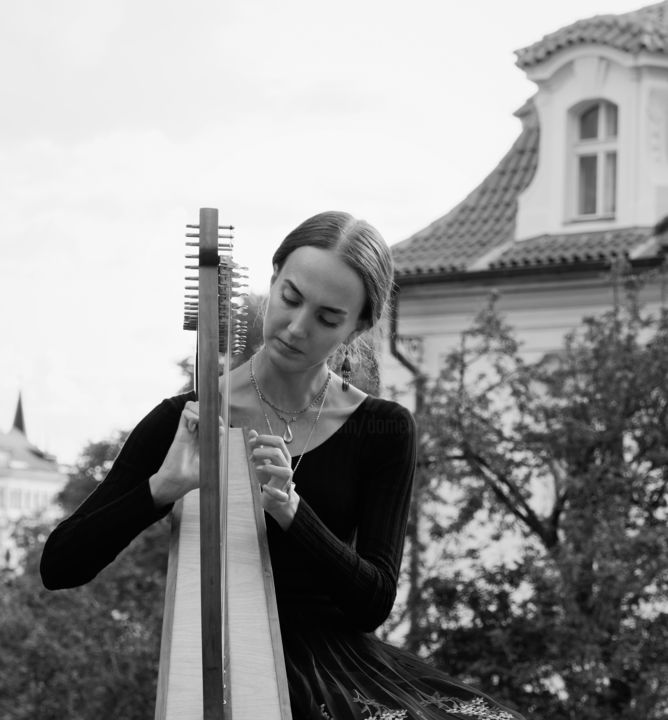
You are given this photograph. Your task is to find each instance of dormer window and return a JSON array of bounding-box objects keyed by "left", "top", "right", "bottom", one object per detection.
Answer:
[{"left": 572, "top": 100, "right": 618, "bottom": 219}]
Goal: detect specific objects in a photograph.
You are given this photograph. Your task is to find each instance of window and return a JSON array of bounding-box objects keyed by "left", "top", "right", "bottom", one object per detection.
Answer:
[{"left": 572, "top": 101, "right": 618, "bottom": 219}]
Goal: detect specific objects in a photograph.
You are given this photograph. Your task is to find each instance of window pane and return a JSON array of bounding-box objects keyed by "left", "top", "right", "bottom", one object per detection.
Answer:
[
  {"left": 605, "top": 103, "right": 618, "bottom": 138},
  {"left": 578, "top": 155, "right": 598, "bottom": 214},
  {"left": 580, "top": 105, "right": 599, "bottom": 139},
  {"left": 604, "top": 152, "right": 617, "bottom": 214}
]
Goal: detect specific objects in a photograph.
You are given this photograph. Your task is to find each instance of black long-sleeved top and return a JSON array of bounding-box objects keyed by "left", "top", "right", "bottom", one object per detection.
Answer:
[{"left": 40, "top": 394, "right": 416, "bottom": 632}]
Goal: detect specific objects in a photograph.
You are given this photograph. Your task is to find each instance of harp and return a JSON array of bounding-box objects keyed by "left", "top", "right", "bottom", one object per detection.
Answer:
[{"left": 154, "top": 208, "right": 292, "bottom": 720}]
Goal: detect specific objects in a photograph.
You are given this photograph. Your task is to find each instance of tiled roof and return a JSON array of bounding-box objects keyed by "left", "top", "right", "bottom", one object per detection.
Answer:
[
  {"left": 489, "top": 228, "right": 654, "bottom": 269},
  {"left": 392, "top": 99, "right": 655, "bottom": 279},
  {"left": 392, "top": 112, "right": 539, "bottom": 277},
  {"left": 392, "top": 5, "right": 666, "bottom": 282},
  {"left": 516, "top": 2, "right": 668, "bottom": 69}
]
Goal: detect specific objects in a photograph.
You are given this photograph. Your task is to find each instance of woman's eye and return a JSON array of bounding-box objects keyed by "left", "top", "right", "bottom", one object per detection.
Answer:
[
  {"left": 280, "top": 290, "right": 339, "bottom": 327},
  {"left": 281, "top": 292, "right": 299, "bottom": 306}
]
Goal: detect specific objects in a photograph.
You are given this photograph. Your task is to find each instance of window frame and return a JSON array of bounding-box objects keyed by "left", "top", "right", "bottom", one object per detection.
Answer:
[{"left": 569, "top": 100, "right": 619, "bottom": 222}]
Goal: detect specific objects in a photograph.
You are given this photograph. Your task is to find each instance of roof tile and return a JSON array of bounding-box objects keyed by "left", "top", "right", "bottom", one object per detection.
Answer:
[
  {"left": 490, "top": 228, "right": 653, "bottom": 269},
  {"left": 516, "top": 2, "right": 668, "bottom": 69},
  {"left": 392, "top": 110, "right": 539, "bottom": 277}
]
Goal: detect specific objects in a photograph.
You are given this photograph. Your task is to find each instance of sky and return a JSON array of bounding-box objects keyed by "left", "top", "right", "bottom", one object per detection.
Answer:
[{"left": 0, "top": 0, "right": 649, "bottom": 464}]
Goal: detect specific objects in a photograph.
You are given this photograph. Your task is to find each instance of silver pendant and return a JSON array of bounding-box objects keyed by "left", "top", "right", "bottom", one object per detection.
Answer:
[{"left": 275, "top": 413, "right": 297, "bottom": 443}]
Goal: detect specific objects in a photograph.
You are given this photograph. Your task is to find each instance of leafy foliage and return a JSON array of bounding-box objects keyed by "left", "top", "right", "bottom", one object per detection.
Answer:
[
  {"left": 0, "top": 435, "right": 169, "bottom": 720},
  {"left": 11, "top": 272, "right": 668, "bottom": 719},
  {"left": 388, "top": 279, "right": 668, "bottom": 719}
]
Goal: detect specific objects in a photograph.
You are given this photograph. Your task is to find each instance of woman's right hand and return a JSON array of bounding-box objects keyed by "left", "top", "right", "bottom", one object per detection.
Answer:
[{"left": 149, "top": 401, "right": 206, "bottom": 507}]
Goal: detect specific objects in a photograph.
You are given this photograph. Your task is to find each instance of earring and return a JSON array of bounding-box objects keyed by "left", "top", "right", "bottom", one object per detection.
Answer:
[{"left": 341, "top": 346, "right": 351, "bottom": 391}]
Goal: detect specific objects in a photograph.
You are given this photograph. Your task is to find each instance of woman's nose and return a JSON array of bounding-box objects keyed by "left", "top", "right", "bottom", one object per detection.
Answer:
[{"left": 287, "top": 308, "right": 309, "bottom": 338}]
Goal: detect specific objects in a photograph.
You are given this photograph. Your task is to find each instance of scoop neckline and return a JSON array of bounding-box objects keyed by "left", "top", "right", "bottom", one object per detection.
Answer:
[{"left": 290, "top": 395, "right": 370, "bottom": 461}]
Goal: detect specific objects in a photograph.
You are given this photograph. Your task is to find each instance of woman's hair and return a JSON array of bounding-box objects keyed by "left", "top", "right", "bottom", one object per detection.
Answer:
[{"left": 272, "top": 211, "right": 394, "bottom": 328}]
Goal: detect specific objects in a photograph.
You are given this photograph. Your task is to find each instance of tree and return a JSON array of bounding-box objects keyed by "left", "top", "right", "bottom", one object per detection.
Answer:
[
  {"left": 0, "top": 435, "right": 170, "bottom": 720},
  {"left": 388, "top": 275, "right": 668, "bottom": 719}
]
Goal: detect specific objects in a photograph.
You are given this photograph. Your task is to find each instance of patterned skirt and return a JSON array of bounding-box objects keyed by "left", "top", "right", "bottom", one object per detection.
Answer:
[{"left": 280, "top": 617, "right": 525, "bottom": 720}]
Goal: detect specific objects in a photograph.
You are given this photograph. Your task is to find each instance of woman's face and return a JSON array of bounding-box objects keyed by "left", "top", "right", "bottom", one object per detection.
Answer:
[{"left": 263, "top": 246, "right": 367, "bottom": 372}]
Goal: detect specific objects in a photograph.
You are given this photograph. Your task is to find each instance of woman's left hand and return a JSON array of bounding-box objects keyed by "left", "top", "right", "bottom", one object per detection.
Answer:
[{"left": 248, "top": 429, "right": 299, "bottom": 529}]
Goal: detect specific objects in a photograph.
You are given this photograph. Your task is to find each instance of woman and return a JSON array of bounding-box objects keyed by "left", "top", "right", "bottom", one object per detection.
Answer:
[{"left": 40, "top": 212, "right": 525, "bottom": 720}]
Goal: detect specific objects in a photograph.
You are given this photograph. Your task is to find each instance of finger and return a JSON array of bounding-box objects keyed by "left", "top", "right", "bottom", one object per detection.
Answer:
[
  {"left": 181, "top": 404, "right": 222, "bottom": 435},
  {"left": 248, "top": 433, "right": 290, "bottom": 466},
  {"left": 255, "top": 465, "right": 292, "bottom": 483},
  {"left": 188, "top": 417, "right": 224, "bottom": 435},
  {"left": 251, "top": 434, "right": 291, "bottom": 464},
  {"left": 282, "top": 478, "right": 294, "bottom": 493},
  {"left": 261, "top": 484, "right": 290, "bottom": 503},
  {"left": 252, "top": 446, "right": 290, "bottom": 467},
  {"left": 248, "top": 429, "right": 265, "bottom": 447},
  {"left": 179, "top": 407, "right": 200, "bottom": 434}
]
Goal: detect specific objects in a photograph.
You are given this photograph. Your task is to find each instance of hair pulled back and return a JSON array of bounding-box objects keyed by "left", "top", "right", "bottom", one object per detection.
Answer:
[{"left": 272, "top": 211, "right": 394, "bottom": 327}]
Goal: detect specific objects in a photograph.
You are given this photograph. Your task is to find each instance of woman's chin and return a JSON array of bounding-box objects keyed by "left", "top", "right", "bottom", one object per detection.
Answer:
[{"left": 263, "top": 340, "right": 303, "bottom": 369}]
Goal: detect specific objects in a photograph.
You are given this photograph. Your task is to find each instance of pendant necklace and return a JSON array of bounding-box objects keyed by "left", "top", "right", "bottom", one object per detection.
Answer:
[
  {"left": 250, "top": 357, "right": 330, "bottom": 479},
  {"left": 249, "top": 352, "right": 331, "bottom": 444}
]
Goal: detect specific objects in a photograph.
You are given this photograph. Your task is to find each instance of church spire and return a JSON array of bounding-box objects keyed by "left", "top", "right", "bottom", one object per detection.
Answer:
[{"left": 12, "top": 392, "right": 26, "bottom": 436}]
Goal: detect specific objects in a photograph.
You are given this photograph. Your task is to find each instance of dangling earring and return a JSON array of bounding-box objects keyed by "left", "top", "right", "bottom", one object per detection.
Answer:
[{"left": 341, "top": 345, "right": 351, "bottom": 391}]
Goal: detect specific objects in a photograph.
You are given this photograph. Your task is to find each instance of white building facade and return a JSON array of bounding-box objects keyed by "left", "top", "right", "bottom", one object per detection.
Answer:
[
  {"left": 383, "top": 2, "right": 668, "bottom": 406},
  {"left": 0, "top": 396, "right": 68, "bottom": 566}
]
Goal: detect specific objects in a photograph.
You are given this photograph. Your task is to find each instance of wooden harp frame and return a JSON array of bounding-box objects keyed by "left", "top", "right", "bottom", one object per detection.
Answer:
[{"left": 154, "top": 208, "right": 292, "bottom": 720}]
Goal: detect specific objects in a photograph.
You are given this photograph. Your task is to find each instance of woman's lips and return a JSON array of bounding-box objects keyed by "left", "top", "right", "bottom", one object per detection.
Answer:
[{"left": 276, "top": 337, "right": 302, "bottom": 354}]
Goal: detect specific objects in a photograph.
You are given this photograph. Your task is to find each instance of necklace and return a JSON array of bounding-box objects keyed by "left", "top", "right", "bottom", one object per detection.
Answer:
[
  {"left": 249, "top": 352, "right": 331, "bottom": 443},
  {"left": 250, "top": 361, "right": 330, "bottom": 479}
]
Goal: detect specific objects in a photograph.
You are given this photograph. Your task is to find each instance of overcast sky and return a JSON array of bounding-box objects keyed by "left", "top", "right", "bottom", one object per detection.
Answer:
[{"left": 0, "top": 0, "right": 647, "bottom": 463}]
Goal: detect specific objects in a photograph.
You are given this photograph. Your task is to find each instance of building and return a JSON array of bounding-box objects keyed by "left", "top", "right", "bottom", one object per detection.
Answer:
[
  {"left": 0, "top": 394, "right": 68, "bottom": 566},
  {"left": 384, "top": 1, "right": 668, "bottom": 404}
]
